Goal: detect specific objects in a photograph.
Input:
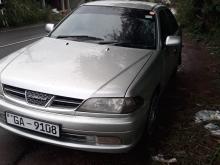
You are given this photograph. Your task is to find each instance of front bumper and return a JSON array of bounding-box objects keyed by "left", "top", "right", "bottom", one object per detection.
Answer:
[{"left": 0, "top": 97, "right": 146, "bottom": 153}]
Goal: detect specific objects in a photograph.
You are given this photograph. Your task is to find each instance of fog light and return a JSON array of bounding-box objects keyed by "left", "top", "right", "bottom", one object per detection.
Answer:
[{"left": 96, "top": 136, "right": 121, "bottom": 145}]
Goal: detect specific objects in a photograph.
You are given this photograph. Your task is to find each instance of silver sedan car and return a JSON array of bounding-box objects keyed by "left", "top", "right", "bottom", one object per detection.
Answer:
[{"left": 0, "top": 1, "right": 182, "bottom": 153}]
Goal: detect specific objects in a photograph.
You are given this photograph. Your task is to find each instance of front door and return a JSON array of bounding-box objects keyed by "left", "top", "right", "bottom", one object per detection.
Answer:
[{"left": 159, "top": 9, "right": 178, "bottom": 84}]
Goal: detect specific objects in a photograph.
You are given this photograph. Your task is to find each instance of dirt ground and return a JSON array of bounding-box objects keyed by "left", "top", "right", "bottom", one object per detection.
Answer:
[{"left": 150, "top": 37, "right": 220, "bottom": 165}]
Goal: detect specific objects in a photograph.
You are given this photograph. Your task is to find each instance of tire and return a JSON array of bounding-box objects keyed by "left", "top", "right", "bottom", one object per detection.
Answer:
[
  {"left": 172, "top": 65, "right": 178, "bottom": 78},
  {"left": 146, "top": 91, "right": 160, "bottom": 136},
  {"left": 132, "top": 90, "right": 160, "bottom": 153},
  {"left": 178, "top": 52, "right": 182, "bottom": 65},
  {"left": 172, "top": 48, "right": 182, "bottom": 77}
]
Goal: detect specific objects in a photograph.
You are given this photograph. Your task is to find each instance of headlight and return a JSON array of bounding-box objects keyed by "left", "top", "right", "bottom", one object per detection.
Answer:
[{"left": 77, "top": 97, "right": 143, "bottom": 114}]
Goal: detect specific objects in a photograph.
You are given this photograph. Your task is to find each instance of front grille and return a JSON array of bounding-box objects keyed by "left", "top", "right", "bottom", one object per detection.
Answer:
[
  {"left": 61, "top": 132, "right": 93, "bottom": 144},
  {"left": 0, "top": 111, "right": 6, "bottom": 122},
  {"left": 4, "top": 85, "right": 25, "bottom": 100},
  {"left": 3, "top": 84, "right": 83, "bottom": 109},
  {"left": 51, "top": 96, "right": 82, "bottom": 109},
  {"left": 26, "top": 90, "right": 53, "bottom": 106}
]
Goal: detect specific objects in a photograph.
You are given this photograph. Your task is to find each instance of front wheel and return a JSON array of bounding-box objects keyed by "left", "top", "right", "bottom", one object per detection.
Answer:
[
  {"left": 146, "top": 91, "right": 160, "bottom": 136},
  {"left": 132, "top": 91, "right": 160, "bottom": 152}
]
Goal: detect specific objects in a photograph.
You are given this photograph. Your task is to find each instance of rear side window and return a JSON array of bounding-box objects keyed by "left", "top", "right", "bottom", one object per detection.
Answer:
[
  {"left": 159, "top": 9, "right": 179, "bottom": 44},
  {"left": 164, "top": 9, "right": 178, "bottom": 34}
]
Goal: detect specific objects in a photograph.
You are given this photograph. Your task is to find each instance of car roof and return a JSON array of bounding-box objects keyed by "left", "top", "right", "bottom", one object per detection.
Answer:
[{"left": 83, "top": 0, "right": 159, "bottom": 10}]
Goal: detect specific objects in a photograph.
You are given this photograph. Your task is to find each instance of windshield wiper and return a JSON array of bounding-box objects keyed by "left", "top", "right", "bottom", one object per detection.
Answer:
[
  {"left": 56, "top": 35, "right": 104, "bottom": 41},
  {"left": 97, "top": 41, "right": 154, "bottom": 49},
  {"left": 97, "top": 41, "right": 118, "bottom": 45}
]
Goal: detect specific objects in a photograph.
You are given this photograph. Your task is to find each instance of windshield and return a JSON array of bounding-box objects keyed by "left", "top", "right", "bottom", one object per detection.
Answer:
[{"left": 50, "top": 6, "right": 156, "bottom": 49}]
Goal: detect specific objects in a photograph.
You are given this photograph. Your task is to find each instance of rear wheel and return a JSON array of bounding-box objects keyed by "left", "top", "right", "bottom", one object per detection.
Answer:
[
  {"left": 173, "top": 48, "right": 182, "bottom": 77},
  {"left": 172, "top": 65, "right": 178, "bottom": 77}
]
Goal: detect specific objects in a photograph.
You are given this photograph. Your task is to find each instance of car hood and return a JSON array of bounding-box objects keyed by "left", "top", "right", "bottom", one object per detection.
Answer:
[{"left": 1, "top": 37, "right": 153, "bottom": 99}]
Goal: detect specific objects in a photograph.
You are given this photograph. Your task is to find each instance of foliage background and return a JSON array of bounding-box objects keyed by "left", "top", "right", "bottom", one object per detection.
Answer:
[
  {"left": 175, "top": 0, "right": 220, "bottom": 48},
  {"left": 149, "top": 0, "right": 220, "bottom": 53},
  {"left": 0, "top": 0, "right": 49, "bottom": 27}
]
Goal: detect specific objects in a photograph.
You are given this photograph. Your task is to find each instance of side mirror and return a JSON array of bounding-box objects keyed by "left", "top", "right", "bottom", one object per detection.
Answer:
[
  {"left": 165, "top": 36, "right": 181, "bottom": 47},
  {"left": 45, "top": 23, "right": 54, "bottom": 33}
]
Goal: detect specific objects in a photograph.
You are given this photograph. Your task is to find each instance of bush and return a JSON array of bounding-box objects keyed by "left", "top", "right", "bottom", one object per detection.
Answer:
[
  {"left": 1, "top": 0, "right": 49, "bottom": 27},
  {"left": 175, "top": 0, "right": 220, "bottom": 55},
  {"left": 176, "top": 0, "right": 220, "bottom": 35}
]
